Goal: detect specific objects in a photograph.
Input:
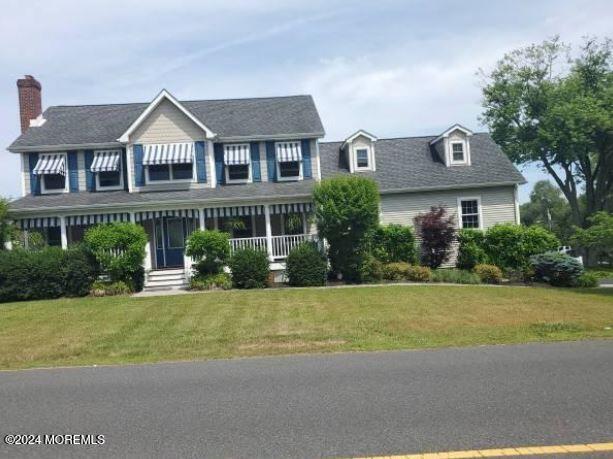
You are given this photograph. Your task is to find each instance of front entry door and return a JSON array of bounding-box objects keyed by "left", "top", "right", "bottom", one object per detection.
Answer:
[{"left": 154, "top": 217, "right": 185, "bottom": 269}]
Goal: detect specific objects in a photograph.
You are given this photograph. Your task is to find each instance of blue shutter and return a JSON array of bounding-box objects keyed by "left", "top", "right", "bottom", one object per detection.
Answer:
[
  {"left": 28, "top": 153, "right": 41, "bottom": 195},
  {"left": 195, "top": 141, "right": 207, "bottom": 183},
  {"left": 133, "top": 144, "right": 144, "bottom": 187},
  {"left": 301, "top": 139, "right": 312, "bottom": 178},
  {"left": 67, "top": 151, "right": 79, "bottom": 192},
  {"left": 214, "top": 143, "right": 224, "bottom": 185},
  {"left": 121, "top": 148, "right": 129, "bottom": 190},
  {"left": 265, "top": 141, "right": 276, "bottom": 182},
  {"left": 250, "top": 142, "right": 261, "bottom": 182},
  {"left": 84, "top": 150, "right": 96, "bottom": 191}
]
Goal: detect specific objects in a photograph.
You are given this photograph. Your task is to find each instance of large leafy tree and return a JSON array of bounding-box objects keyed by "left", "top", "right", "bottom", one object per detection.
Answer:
[
  {"left": 480, "top": 37, "right": 613, "bottom": 227},
  {"left": 520, "top": 180, "right": 574, "bottom": 242}
]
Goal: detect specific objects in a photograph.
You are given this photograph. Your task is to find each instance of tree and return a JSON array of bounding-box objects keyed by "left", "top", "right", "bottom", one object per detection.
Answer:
[
  {"left": 480, "top": 37, "right": 613, "bottom": 227},
  {"left": 414, "top": 206, "right": 456, "bottom": 268},
  {"left": 520, "top": 180, "right": 574, "bottom": 242},
  {"left": 313, "top": 176, "right": 380, "bottom": 282},
  {"left": 571, "top": 211, "right": 613, "bottom": 263},
  {"left": 185, "top": 230, "right": 231, "bottom": 276}
]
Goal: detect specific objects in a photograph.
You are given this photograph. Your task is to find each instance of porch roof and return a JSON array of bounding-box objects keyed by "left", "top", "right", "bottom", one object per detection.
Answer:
[{"left": 8, "top": 180, "right": 315, "bottom": 215}]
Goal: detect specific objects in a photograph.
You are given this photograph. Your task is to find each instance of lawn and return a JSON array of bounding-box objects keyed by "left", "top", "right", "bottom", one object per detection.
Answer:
[{"left": 0, "top": 284, "right": 612, "bottom": 370}]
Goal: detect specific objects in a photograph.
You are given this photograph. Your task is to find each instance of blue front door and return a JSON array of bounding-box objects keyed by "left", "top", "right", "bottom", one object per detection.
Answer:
[{"left": 154, "top": 217, "right": 185, "bottom": 269}]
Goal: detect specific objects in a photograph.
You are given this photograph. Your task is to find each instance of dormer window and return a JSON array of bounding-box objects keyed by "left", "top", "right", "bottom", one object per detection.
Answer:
[
  {"left": 342, "top": 130, "right": 377, "bottom": 173},
  {"left": 224, "top": 144, "right": 251, "bottom": 184},
  {"left": 451, "top": 142, "right": 465, "bottom": 163},
  {"left": 91, "top": 150, "right": 123, "bottom": 190},
  {"left": 356, "top": 148, "right": 370, "bottom": 169},
  {"left": 276, "top": 141, "right": 303, "bottom": 181}
]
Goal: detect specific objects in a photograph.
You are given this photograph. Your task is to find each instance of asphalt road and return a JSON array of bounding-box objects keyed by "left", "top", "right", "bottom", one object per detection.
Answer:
[{"left": 1, "top": 341, "right": 612, "bottom": 458}]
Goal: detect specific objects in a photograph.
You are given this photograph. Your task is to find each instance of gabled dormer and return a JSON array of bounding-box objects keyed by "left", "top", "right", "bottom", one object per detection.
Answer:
[
  {"left": 342, "top": 129, "right": 377, "bottom": 173},
  {"left": 430, "top": 124, "right": 473, "bottom": 167}
]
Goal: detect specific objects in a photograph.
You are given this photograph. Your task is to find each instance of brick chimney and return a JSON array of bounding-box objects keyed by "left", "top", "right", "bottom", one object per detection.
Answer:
[{"left": 17, "top": 75, "right": 42, "bottom": 133}]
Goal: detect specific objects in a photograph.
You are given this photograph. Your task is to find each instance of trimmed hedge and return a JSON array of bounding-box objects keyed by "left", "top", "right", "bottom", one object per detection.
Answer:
[
  {"left": 189, "top": 273, "right": 232, "bottom": 291},
  {"left": 484, "top": 224, "right": 559, "bottom": 270},
  {"left": 432, "top": 269, "right": 481, "bottom": 284},
  {"left": 473, "top": 264, "right": 502, "bottom": 284},
  {"left": 229, "top": 248, "right": 270, "bottom": 289},
  {"left": 286, "top": 242, "right": 328, "bottom": 287},
  {"left": 456, "top": 229, "right": 488, "bottom": 270},
  {"left": 0, "top": 245, "right": 98, "bottom": 302},
  {"left": 370, "top": 224, "right": 417, "bottom": 264},
  {"left": 185, "top": 230, "right": 231, "bottom": 276},
  {"left": 530, "top": 252, "right": 584, "bottom": 287}
]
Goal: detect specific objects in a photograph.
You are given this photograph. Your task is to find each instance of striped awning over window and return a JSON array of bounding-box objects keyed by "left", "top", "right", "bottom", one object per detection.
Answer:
[
  {"left": 17, "top": 217, "right": 59, "bottom": 230},
  {"left": 204, "top": 205, "right": 263, "bottom": 218},
  {"left": 91, "top": 150, "right": 121, "bottom": 172},
  {"left": 32, "top": 154, "right": 66, "bottom": 176},
  {"left": 224, "top": 144, "right": 250, "bottom": 165},
  {"left": 66, "top": 213, "right": 131, "bottom": 226},
  {"left": 270, "top": 202, "right": 313, "bottom": 214},
  {"left": 143, "top": 143, "right": 194, "bottom": 165},
  {"left": 135, "top": 209, "right": 199, "bottom": 222},
  {"left": 276, "top": 142, "right": 302, "bottom": 162}
]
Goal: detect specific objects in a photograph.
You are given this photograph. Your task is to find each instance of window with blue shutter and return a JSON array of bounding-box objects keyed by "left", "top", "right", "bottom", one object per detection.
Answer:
[
  {"left": 28, "top": 153, "right": 41, "bottom": 195},
  {"left": 213, "top": 143, "right": 225, "bottom": 184},
  {"left": 266, "top": 141, "right": 276, "bottom": 182},
  {"left": 67, "top": 151, "right": 79, "bottom": 192},
  {"left": 195, "top": 141, "right": 207, "bottom": 183},
  {"left": 301, "top": 139, "right": 312, "bottom": 178},
  {"left": 133, "top": 144, "right": 145, "bottom": 187},
  {"left": 250, "top": 142, "right": 261, "bottom": 182}
]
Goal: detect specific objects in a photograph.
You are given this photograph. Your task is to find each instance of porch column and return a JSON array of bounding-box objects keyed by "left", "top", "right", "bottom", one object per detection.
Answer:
[
  {"left": 264, "top": 204, "right": 274, "bottom": 261},
  {"left": 60, "top": 216, "right": 68, "bottom": 249},
  {"left": 129, "top": 211, "right": 136, "bottom": 223},
  {"left": 199, "top": 209, "right": 205, "bottom": 230}
]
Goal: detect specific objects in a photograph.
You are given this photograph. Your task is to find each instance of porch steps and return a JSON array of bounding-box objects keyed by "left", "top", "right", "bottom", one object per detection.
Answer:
[{"left": 144, "top": 268, "right": 188, "bottom": 292}]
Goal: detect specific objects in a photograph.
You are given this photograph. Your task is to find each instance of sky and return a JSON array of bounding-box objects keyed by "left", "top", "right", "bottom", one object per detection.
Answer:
[{"left": 1, "top": 0, "right": 611, "bottom": 202}]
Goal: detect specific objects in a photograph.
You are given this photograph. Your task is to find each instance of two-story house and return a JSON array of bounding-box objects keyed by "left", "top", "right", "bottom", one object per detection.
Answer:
[{"left": 7, "top": 75, "right": 524, "bottom": 290}]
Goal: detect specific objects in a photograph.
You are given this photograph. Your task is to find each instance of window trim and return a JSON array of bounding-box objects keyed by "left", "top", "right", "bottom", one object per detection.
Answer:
[
  {"left": 95, "top": 157, "right": 124, "bottom": 191},
  {"left": 276, "top": 160, "right": 303, "bottom": 182},
  {"left": 457, "top": 196, "right": 483, "bottom": 230},
  {"left": 355, "top": 147, "right": 371, "bottom": 170},
  {"left": 450, "top": 140, "right": 468, "bottom": 165},
  {"left": 144, "top": 162, "right": 195, "bottom": 184},
  {"left": 40, "top": 153, "right": 69, "bottom": 195},
  {"left": 225, "top": 162, "right": 252, "bottom": 184}
]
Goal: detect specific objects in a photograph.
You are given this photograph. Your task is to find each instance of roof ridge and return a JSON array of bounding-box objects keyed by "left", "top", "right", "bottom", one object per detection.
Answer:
[
  {"left": 49, "top": 94, "right": 313, "bottom": 110},
  {"left": 321, "top": 132, "right": 490, "bottom": 144}
]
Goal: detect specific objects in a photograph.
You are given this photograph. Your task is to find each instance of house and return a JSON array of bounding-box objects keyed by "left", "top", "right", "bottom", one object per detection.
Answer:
[{"left": 7, "top": 75, "right": 524, "bottom": 290}]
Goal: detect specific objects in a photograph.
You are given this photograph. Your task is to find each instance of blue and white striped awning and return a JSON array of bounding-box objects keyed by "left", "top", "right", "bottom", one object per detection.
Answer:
[
  {"left": 276, "top": 142, "right": 302, "bottom": 162},
  {"left": 18, "top": 217, "right": 60, "bottom": 230},
  {"left": 270, "top": 202, "right": 313, "bottom": 215},
  {"left": 66, "top": 213, "right": 131, "bottom": 226},
  {"left": 135, "top": 209, "right": 199, "bottom": 222},
  {"left": 143, "top": 143, "right": 194, "bottom": 165},
  {"left": 32, "top": 154, "right": 66, "bottom": 176},
  {"left": 204, "top": 206, "right": 263, "bottom": 218},
  {"left": 91, "top": 150, "right": 121, "bottom": 172},
  {"left": 224, "top": 144, "right": 250, "bottom": 165}
]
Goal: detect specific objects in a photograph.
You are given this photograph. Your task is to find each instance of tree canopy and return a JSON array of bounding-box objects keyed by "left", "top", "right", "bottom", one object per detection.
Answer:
[
  {"left": 480, "top": 36, "right": 613, "bottom": 227},
  {"left": 520, "top": 180, "right": 574, "bottom": 242}
]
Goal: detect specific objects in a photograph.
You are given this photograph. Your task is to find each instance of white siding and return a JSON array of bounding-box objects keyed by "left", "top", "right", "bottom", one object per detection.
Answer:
[
  {"left": 259, "top": 141, "right": 268, "bottom": 181},
  {"left": 77, "top": 151, "right": 86, "bottom": 191}
]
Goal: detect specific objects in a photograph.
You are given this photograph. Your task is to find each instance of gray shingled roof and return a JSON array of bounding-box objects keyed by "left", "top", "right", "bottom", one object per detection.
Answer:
[
  {"left": 9, "top": 95, "right": 325, "bottom": 150},
  {"left": 319, "top": 133, "right": 525, "bottom": 191},
  {"left": 9, "top": 181, "right": 315, "bottom": 214}
]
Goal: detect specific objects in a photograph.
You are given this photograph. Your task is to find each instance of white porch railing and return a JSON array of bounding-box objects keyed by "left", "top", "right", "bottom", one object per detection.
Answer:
[{"left": 229, "top": 234, "right": 317, "bottom": 260}]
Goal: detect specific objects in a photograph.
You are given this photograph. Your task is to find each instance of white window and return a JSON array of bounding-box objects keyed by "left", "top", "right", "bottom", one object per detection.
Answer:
[
  {"left": 145, "top": 163, "right": 194, "bottom": 183},
  {"left": 458, "top": 197, "right": 481, "bottom": 229},
  {"left": 275, "top": 141, "right": 303, "bottom": 181},
  {"left": 42, "top": 173, "right": 68, "bottom": 194},
  {"left": 277, "top": 161, "right": 302, "bottom": 180},
  {"left": 355, "top": 148, "right": 370, "bottom": 169},
  {"left": 38, "top": 153, "right": 69, "bottom": 194},
  {"left": 451, "top": 141, "right": 466, "bottom": 164},
  {"left": 224, "top": 144, "right": 252, "bottom": 184}
]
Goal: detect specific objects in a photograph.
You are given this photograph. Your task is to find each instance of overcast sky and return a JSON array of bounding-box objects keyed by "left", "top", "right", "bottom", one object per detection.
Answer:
[{"left": 1, "top": 0, "right": 611, "bottom": 202}]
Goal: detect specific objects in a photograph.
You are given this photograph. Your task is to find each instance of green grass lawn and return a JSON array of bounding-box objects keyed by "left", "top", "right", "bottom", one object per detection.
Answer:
[{"left": 1, "top": 284, "right": 612, "bottom": 370}]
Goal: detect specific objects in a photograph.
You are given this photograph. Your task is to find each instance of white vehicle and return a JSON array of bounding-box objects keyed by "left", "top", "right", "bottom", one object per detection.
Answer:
[{"left": 558, "top": 246, "right": 583, "bottom": 266}]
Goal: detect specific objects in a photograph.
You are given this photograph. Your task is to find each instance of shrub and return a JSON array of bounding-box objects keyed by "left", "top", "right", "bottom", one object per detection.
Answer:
[
  {"left": 0, "top": 246, "right": 98, "bottom": 302},
  {"left": 229, "top": 248, "right": 270, "bottom": 288},
  {"left": 91, "top": 280, "right": 131, "bottom": 296},
  {"left": 406, "top": 265, "right": 433, "bottom": 282},
  {"left": 313, "top": 176, "right": 380, "bottom": 282},
  {"left": 574, "top": 273, "right": 599, "bottom": 288},
  {"left": 483, "top": 224, "right": 559, "bottom": 271},
  {"left": 370, "top": 224, "right": 417, "bottom": 264},
  {"left": 84, "top": 223, "right": 147, "bottom": 289},
  {"left": 432, "top": 269, "right": 481, "bottom": 284},
  {"left": 357, "top": 253, "right": 384, "bottom": 283},
  {"left": 414, "top": 206, "right": 456, "bottom": 268},
  {"left": 473, "top": 264, "right": 503, "bottom": 284},
  {"left": 456, "top": 229, "right": 488, "bottom": 270},
  {"left": 572, "top": 211, "right": 613, "bottom": 264},
  {"left": 530, "top": 252, "right": 584, "bottom": 287},
  {"left": 185, "top": 230, "right": 231, "bottom": 276},
  {"left": 189, "top": 273, "right": 232, "bottom": 291},
  {"left": 382, "top": 262, "right": 410, "bottom": 281},
  {"left": 285, "top": 242, "right": 328, "bottom": 287}
]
